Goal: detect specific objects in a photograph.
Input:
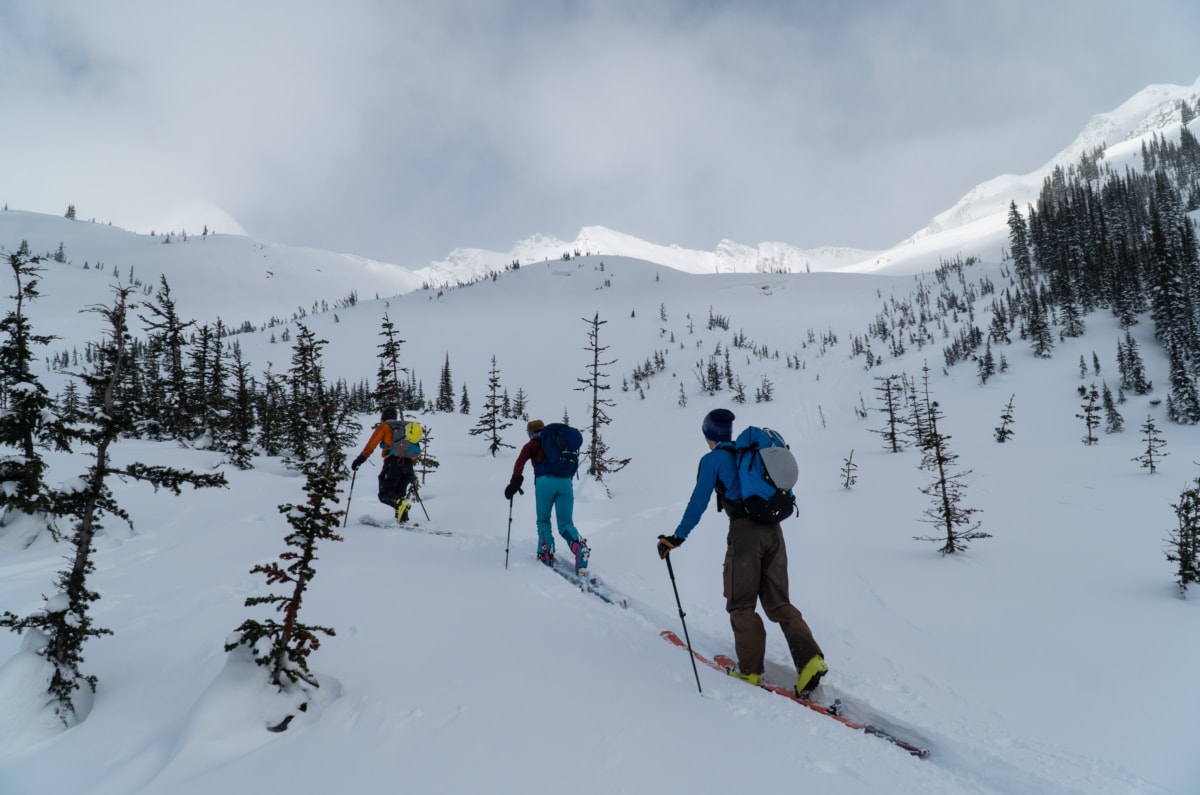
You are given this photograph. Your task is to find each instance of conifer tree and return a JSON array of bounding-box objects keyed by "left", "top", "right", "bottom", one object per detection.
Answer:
[
  {"left": 0, "top": 252, "right": 69, "bottom": 531},
  {"left": 468, "top": 355, "right": 514, "bottom": 456},
  {"left": 754, "top": 375, "right": 774, "bottom": 403},
  {"left": 459, "top": 384, "right": 470, "bottom": 415},
  {"left": 870, "top": 373, "right": 908, "bottom": 452},
  {"left": 731, "top": 376, "right": 747, "bottom": 404},
  {"left": 435, "top": 353, "right": 455, "bottom": 412},
  {"left": 977, "top": 341, "right": 996, "bottom": 384},
  {"left": 994, "top": 394, "right": 1016, "bottom": 442},
  {"left": 511, "top": 387, "right": 529, "bottom": 419},
  {"left": 1077, "top": 383, "right": 1101, "bottom": 445},
  {"left": 1166, "top": 478, "right": 1200, "bottom": 596},
  {"left": 840, "top": 450, "right": 858, "bottom": 489},
  {"left": 1118, "top": 331, "right": 1152, "bottom": 395},
  {"left": 1133, "top": 415, "right": 1168, "bottom": 473},
  {"left": 1, "top": 286, "right": 226, "bottom": 725},
  {"left": 374, "top": 312, "right": 406, "bottom": 411},
  {"left": 225, "top": 461, "right": 343, "bottom": 702},
  {"left": 225, "top": 341, "right": 257, "bottom": 469},
  {"left": 1027, "top": 295, "right": 1055, "bottom": 359},
  {"left": 1007, "top": 201, "right": 1033, "bottom": 284},
  {"left": 1165, "top": 342, "right": 1200, "bottom": 424},
  {"left": 912, "top": 398, "right": 989, "bottom": 554},
  {"left": 282, "top": 324, "right": 329, "bottom": 468},
  {"left": 1101, "top": 382, "right": 1123, "bottom": 433},
  {"left": 138, "top": 275, "right": 195, "bottom": 440},
  {"left": 256, "top": 365, "right": 287, "bottom": 457},
  {"left": 576, "top": 313, "right": 630, "bottom": 480}
]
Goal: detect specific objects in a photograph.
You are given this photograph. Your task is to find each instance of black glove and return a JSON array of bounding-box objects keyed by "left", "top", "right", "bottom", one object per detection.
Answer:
[
  {"left": 351, "top": 454, "right": 367, "bottom": 471},
  {"left": 504, "top": 475, "right": 524, "bottom": 500},
  {"left": 657, "top": 534, "right": 684, "bottom": 559}
]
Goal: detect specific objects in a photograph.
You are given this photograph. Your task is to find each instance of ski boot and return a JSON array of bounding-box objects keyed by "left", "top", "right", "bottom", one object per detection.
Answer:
[
  {"left": 570, "top": 538, "right": 590, "bottom": 574},
  {"left": 796, "top": 655, "right": 828, "bottom": 699}
]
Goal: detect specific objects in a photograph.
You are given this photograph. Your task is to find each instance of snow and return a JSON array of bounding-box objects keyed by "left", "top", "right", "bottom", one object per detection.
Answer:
[
  {"left": 0, "top": 233, "right": 1196, "bottom": 793},
  {"left": 2, "top": 81, "right": 1200, "bottom": 795}
]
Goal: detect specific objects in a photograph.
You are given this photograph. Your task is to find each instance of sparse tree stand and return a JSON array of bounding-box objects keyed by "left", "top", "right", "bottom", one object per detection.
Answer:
[
  {"left": 912, "top": 400, "right": 990, "bottom": 554},
  {"left": 0, "top": 286, "right": 227, "bottom": 726},
  {"left": 576, "top": 312, "right": 630, "bottom": 484},
  {"left": 1166, "top": 478, "right": 1200, "bottom": 596},
  {"left": 226, "top": 463, "right": 344, "bottom": 724}
]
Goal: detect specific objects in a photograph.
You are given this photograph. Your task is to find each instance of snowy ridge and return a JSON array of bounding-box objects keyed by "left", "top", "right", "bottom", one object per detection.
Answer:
[{"left": 892, "top": 76, "right": 1200, "bottom": 267}]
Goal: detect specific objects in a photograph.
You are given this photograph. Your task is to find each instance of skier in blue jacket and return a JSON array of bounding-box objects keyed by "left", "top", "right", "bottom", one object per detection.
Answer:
[{"left": 657, "top": 408, "right": 827, "bottom": 698}]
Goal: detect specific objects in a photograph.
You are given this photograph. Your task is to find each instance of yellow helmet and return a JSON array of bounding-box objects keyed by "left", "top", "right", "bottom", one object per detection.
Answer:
[{"left": 405, "top": 422, "right": 424, "bottom": 443}]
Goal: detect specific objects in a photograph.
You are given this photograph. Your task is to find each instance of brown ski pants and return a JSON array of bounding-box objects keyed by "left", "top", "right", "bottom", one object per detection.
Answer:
[{"left": 723, "top": 517, "right": 822, "bottom": 676}]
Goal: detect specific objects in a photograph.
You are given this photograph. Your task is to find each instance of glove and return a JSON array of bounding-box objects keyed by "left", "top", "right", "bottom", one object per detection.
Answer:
[
  {"left": 351, "top": 454, "right": 367, "bottom": 471},
  {"left": 504, "top": 475, "right": 524, "bottom": 500},
  {"left": 657, "top": 534, "right": 684, "bottom": 559}
]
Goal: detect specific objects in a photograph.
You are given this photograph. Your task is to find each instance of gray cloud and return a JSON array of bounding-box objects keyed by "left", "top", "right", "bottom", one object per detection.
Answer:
[{"left": 2, "top": 0, "right": 1199, "bottom": 264}]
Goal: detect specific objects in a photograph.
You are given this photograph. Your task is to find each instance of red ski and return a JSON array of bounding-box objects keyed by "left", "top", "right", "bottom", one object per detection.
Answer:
[{"left": 661, "top": 630, "right": 929, "bottom": 758}]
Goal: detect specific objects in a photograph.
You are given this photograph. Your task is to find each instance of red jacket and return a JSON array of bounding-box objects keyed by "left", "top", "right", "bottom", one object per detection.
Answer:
[{"left": 512, "top": 439, "right": 544, "bottom": 478}]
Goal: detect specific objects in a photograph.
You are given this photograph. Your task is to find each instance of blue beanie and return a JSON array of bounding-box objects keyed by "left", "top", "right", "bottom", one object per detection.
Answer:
[{"left": 702, "top": 409, "right": 735, "bottom": 442}]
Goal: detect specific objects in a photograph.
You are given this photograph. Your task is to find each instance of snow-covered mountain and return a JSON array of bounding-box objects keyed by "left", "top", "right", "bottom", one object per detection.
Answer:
[
  {"left": 889, "top": 77, "right": 1200, "bottom": 262},
  {"left": 5, "top": 78, "right": 1197, "bottom": 306}
]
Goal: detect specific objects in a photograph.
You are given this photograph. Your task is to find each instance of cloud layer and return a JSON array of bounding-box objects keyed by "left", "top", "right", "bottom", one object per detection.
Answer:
[{"left": 3, "top": 0, "right": 1199, "bottom": 264}]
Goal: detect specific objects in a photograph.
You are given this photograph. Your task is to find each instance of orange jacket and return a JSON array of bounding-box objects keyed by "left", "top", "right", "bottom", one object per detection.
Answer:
[{"left": 358, "top": 421, "right": 421, "bottom": 463}]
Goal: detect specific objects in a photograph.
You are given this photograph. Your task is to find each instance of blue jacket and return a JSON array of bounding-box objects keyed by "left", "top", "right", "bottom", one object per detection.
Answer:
[{"left": 673, "top": 442, "right": 742, "bottom": 540}]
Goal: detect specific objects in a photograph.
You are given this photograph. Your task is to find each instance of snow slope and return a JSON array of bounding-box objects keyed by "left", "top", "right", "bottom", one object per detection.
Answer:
[{"left": 0, "top": 238, "right": 1197, "bottom": 793}]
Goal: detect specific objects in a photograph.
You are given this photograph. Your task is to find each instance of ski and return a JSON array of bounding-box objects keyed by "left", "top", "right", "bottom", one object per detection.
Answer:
[
  {"left": 660, "top": 630, "right": 929, "bottom": 758},
  {"left": 358, "top": 514, "right": 452, "bottom": 536},
  {"left": 547, "top": 558, "right": 628, "bottom": 608}
]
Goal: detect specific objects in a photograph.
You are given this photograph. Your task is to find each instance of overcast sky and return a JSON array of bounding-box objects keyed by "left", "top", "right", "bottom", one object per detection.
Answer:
[{"left": 3, "top": 1, "right": 1199, "bottom": 265}]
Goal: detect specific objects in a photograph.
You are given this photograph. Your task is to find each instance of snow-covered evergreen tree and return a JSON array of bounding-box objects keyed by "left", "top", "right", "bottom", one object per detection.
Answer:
[{"left": 468, "top": 355, "right": 513, "bottom": 456}]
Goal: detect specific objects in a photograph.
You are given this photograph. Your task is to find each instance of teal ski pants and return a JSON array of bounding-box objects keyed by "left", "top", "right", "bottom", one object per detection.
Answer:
[{"left": 534, "top": 475, "right": 581, "bottom": 554}]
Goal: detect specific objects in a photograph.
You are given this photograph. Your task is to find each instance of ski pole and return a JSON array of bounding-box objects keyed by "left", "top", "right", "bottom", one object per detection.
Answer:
[
  {"left": 414, "top": 487, "right": 431, "bottom": 521},
  {"left": 505, "top": 497, "right": 514, "bottom": 569},
  {"left": 343, "top": 469, "right": 357, "bottom": 528},
  {"left": 664, "top": 553, "right": 703, "bottom": 695}
]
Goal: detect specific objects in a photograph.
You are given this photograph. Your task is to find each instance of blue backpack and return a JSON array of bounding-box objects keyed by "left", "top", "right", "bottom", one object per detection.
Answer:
[
  {"left": 539, "top": 423, "right": 583, "bottom": 478},
  {"left": 728, "top": 426, "right": 799, "bottom": 523}
]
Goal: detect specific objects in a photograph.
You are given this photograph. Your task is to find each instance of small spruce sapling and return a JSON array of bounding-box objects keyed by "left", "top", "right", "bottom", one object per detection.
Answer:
[
  {"left": 225, "top": 462, "right": 344, "bottom": 700},
  {"left": 840, "top": 450, "right": 858, "bottom": 489},
  {"left": 912, "top": 399, "right": 990, "bottom": 554},
  {"left": 1132, "top": 416, "right": 1168, "bottom": 473},
  {"left": 1077, "top": 384, "right": 1101, "bottom": 445},
  {"left": 468, "top": 355, "right": 514, "bottom": 456},
  {"left": 994, "top": 394, "right": 1016, "bottom": 443}
]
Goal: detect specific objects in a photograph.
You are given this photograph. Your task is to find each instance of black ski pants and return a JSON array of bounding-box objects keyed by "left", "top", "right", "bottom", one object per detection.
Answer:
[{"left": 378, "top": 457, "right": 417, "bottom": 507}]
